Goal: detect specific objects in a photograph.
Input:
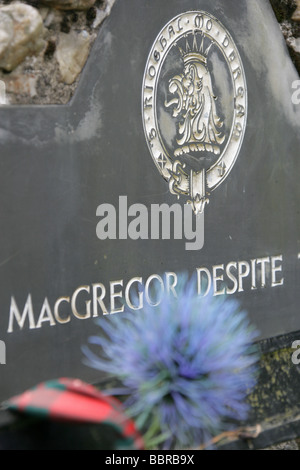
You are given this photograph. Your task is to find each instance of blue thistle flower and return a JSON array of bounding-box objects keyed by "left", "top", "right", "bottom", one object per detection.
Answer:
[{"left": 83, "top": 274, "right": 259, "bottom": 449}]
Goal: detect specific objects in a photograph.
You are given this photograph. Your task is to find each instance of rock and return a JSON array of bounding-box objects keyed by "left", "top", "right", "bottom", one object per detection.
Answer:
[
  {"left": 93, "top": 0, "right": 115, "bottom": 28},
  {"left": 289, "top": 36, "right": 300, "bottom": 53},
  {"left": 40, "top": 0, "right": 97, "bottom": 10},
  {"left": 0, "top": 0, "right": 117, "bottom": 104},
  {"left": 0, "top": 80, "right": 6, "bottom": 105},
  {"left": 56, "top": 30, "right": 92, "bottom": 84},
  {"left": 270, "top": 1, "right": 300, "bottom": 74},
  {"left": 0, "top": 3, "right": 45, "bottom": 72},
  {"left": 265, "top": 440, "right": 299, "bottom": 450},
  {"left": 292, "top": 1, "right": 300, "bottom": 21},
  {"left": 3, "top": 74, "right": 37, "bottom": 98}
]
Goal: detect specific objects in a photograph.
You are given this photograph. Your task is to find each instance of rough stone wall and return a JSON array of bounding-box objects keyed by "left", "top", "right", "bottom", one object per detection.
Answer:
[{"left": 0, "top": 0, "right": 116, "bottom": 104}]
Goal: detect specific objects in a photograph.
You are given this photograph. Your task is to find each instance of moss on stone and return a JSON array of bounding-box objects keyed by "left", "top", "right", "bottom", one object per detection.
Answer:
[{"left": 246, "top": 346, "right": 300, "bottom": 424}]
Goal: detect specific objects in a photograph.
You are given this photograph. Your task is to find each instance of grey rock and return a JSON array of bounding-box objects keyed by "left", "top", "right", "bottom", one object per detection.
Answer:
[{"left": 0, "top": 3, "right": 45, "bottom": 72}]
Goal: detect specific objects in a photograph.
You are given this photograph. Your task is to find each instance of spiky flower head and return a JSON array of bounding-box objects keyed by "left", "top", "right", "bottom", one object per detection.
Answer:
[{"left": 83, "top": 274, "right": 259, "bottom": 449}]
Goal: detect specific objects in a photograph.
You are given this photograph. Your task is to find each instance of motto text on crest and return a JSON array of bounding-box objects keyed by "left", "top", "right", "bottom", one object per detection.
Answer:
[{"left": 142, "top": 12, "right": 247, "bottom": 215}]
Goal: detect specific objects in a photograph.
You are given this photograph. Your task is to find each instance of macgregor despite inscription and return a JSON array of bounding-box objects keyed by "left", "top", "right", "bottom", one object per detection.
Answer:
[{"left": 7, "top": 254, "right": 284, "bottom": 333}]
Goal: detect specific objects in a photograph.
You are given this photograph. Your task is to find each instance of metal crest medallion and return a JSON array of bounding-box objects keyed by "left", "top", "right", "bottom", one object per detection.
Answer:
[{"left": 142, "top": 11, "right": 247, "bottom": 214}]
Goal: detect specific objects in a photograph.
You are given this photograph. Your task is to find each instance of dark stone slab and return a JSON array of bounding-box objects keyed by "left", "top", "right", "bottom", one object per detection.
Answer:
[{"left": 0, "top": 0, "right": 299, "bottom": 401}]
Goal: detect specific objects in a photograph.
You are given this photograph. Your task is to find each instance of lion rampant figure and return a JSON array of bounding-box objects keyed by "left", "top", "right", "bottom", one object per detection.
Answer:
[{"left": 165, "top": 35, "right": 225, "bottom": 158}]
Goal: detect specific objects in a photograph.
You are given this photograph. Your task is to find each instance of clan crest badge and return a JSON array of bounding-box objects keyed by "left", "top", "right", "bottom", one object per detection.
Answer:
[{"left": 142, "top": 11, "right": 247, "bottom": 214}]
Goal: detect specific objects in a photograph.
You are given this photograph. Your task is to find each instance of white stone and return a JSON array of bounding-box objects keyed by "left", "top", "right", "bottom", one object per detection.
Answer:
[
  {"left": 4, "top": 74, "right": 37, "bottom": 98},
  {"left": 93, "top": 0, "right": 116, "bottom": 28},
  {"left": 0, "top": 3, "right": 45, "bottom": 72},
  {"left": 0, "top": 13, "right": 14, "bottom": 58},
  {"left": 290, "top": 37, "right": 300, "bottom": 54},
  {"left": 56, "top": 31, "right": 92, "bottom": 85}
]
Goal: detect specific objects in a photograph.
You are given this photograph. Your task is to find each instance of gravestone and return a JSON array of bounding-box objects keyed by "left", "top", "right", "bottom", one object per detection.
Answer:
[{"left": 0, "top": 0, "right": 300, "bottom": 409}]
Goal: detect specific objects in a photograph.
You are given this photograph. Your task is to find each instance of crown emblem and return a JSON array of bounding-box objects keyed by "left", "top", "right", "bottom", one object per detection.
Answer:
[{"left": 178, "top": 33, "right": 213, "bottom": 66}]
